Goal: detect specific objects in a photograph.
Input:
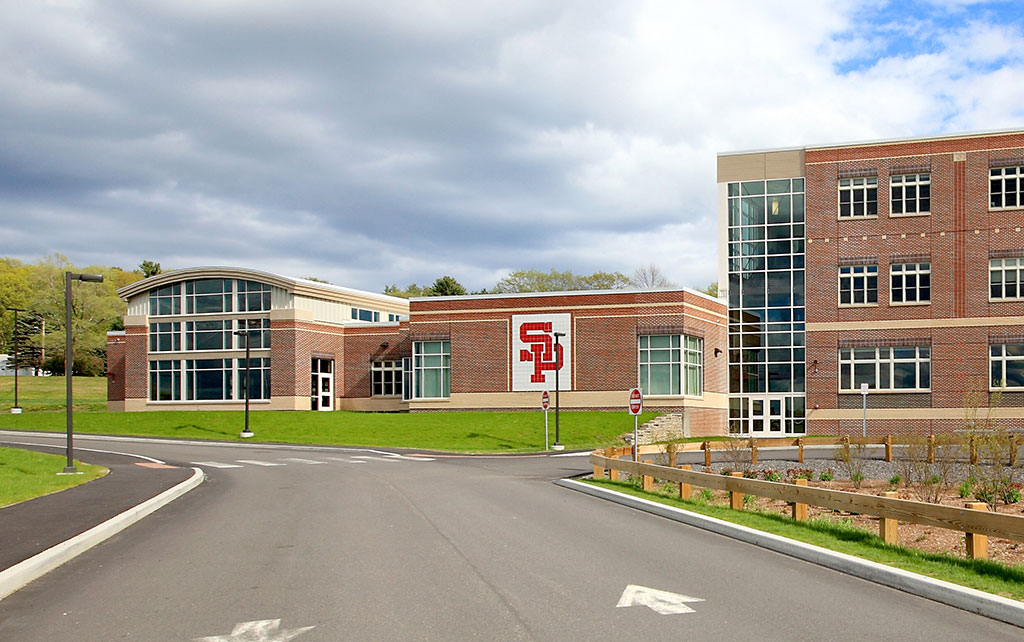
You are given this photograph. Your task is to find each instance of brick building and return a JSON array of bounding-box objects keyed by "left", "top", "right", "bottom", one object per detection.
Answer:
[
  {"left": 107, "top": 267, "right": 728, "bottom": 435},
  {"left": 718, "top": 128, "right": 1024, "bottom": 436}
]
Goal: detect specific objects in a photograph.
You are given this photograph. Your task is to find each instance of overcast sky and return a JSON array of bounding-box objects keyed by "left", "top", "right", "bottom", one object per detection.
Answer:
[{"left": 2, "top": 1, "right": 1023, "bottom": 293}]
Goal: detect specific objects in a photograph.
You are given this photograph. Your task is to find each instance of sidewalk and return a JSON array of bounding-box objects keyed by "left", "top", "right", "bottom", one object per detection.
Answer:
[{"left": 0, "top": 443, "right": 197, "bottom": 587}]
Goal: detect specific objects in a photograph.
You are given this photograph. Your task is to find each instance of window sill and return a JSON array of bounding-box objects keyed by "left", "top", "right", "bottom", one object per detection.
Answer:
[
  {"left": 889, "top": 301, "right": 931, "bottom": 307},
  {"left": 838, "top": 303, "right": 879, "bottom": 308},
  {"left": 889, "top": 212, "right": 931, "bottom": 218},
  {"left": 988, "top": 206, "right": 1024, "bottom": 212},
  {"left": 838, "top": 389, "right": 930, "bottom": 394},
  {"left": 837, "top": 215, "right": 879, "bottom": 221},
  {"left": 989, "top": 297, "right": 1024, "bottom": 303},
  {"left": 146, "top": 399, "right": 272, "bottom": 404}
]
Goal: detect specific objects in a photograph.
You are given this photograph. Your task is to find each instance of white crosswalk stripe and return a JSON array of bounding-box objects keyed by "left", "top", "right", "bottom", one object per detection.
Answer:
[
  {"left": 350, "top": 455, "right": 399, "bottom": 463},
  {"left": 192, "top": 461, "right": 243, "bottom": 469},
  {"left": 236, "top": 459, "right": 285, "bottom": 466},
  {"left": 281, "top": 457, "right": 326, "bottom": 464}
]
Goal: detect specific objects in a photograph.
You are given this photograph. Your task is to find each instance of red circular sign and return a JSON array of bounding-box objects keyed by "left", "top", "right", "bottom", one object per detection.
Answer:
[
  {"left": 541, "top": 391, "right": 550, "bottom": 410},
  {"left": 628, "top": 388, "right": 643, "bottom": 415}
]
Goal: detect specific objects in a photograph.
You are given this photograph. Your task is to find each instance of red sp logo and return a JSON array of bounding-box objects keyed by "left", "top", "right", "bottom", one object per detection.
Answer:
[{"left": 519, "top": 322, "right": 563, "bottom": 383}]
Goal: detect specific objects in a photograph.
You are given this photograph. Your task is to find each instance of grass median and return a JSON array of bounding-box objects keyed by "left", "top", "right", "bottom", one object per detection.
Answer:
[
  {"left": 585, "top": 477, "right": 1024, "bottom": 601},
  {"left": 0, "top": 447, "right": 107, "bottom": 508}
]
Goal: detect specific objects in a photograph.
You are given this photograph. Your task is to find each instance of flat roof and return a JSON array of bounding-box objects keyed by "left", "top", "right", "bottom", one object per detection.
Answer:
[
  {"left": 718, "top": 126, "right": 1024, "bottom": 157},
  {"left": 412, "top": 286, "right": 723, "bottom": 306}
]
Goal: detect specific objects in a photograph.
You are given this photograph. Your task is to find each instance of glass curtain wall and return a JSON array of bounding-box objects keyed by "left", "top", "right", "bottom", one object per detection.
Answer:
[{"left": 727, "top": 178, "right": 806, "bottom": 434}]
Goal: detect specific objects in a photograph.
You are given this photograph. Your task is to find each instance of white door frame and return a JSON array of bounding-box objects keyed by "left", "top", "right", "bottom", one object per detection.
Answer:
[{"left": 311, "top": 358, "right": 334, "bottom": 411}]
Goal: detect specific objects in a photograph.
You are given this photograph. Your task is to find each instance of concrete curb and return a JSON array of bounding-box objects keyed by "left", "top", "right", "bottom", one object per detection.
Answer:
[
  {"left": 0, "top": 466, "right": 206, "bottom": 601},
  {"left": 554, "top": 477, "right": 1024, "bottom": 629}
]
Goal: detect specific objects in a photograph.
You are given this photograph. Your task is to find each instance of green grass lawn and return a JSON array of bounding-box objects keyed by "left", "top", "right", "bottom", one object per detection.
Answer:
[
  {"left": 0, "top": 446, "right": 107, "bottom": 508},
  {"left": 0, "top": 375, "right": 107, "bottom": 412},
  {"left": 586, "top": 478, "right": 1024, "bottom": 600}
]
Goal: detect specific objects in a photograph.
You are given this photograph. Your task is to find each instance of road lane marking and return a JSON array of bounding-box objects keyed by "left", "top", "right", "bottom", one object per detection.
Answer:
[
  {"left": 281, "top": 457, "right": 326, "bottom": 464},
  {"left": 236, "top": 460, "right": 285, "bottom": 466},
  {"left": 616, "top": 585, "right": 704, "bottom": 615},
  {"left": 194, "top": 618, "right": 314, "bottom": 641},
  {"left": 191, "top": 461, "right": 243, "bottom": 469},
  {"left": 350, "top": 455, "right": 399, "bottom": 463}
]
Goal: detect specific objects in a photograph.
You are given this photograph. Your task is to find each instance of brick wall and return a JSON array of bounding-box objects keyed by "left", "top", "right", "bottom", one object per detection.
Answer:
[{"left": 106, "top": 334, "right": 126, "bottom": 402}]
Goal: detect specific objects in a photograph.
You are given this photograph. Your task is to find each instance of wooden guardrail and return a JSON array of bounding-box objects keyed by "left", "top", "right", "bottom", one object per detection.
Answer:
[{"left": 590, "top": 451, "right": 1024, "bottom": 559}]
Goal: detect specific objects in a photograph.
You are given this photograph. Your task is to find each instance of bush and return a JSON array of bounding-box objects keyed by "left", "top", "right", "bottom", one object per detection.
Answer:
[
  {"left": 761, "top": 469, "right": 782, "bottom": 482},
  {"left": 889, "top": 474, "right": 902, "bottom": 487},
  {"left": 819, "top": 470, "right": 834, "bottom": 482},
  {"left": 958, "top": 479, "right": 973, "bottom": 499},
  {"left": 786, "top": 467, "right": 815, "bottom": 481}
]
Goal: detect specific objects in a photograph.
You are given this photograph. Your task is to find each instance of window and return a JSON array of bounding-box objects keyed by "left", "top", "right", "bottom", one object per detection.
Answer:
[
  {"left": 839, "top": 346, "right": 931, "bottom": 391},
  {"left": 186, "top": 320, "right": 233, "bottom": 351},
  {"left": 838, "top": 177, "right": 877, "bottom": 218},
  {"left": 236, "top": 357, "right": 270, "bottom": 400},
  {"left": 351, "top": 307, "right": 381, "bottom": 322},
  {"left": 149, "top": 360, "right": 181, "bottom": 401},
  {"left": 149, "top": 284, "right": 181, "bottom": 316},
  {"left": 413, "top": 341, "right": 450, "bottom": 398},
  {"left": 236, "top": 280, "right": 271, "bottom": 312},
  {"left": 991, "top": 344, "right": 1024, "bottom": 389},
  {"left": 890, "top": 263, "right": 931, "bottom": 304},
  {"left": 372, "top": 360, "right": 403, "bottom": 396},
  {"left": 236, "top": 319, "right": 271, "bottom": 349},
  {"left": 990, "top": 258, "right": 1023, "bottom": 300},
  {"left": 890, "top": 174, "right": 930, "bottom": 215},
  {"left": 838, "top": 265, "right": 878, "bottom": 305},
  {"left": 388, "top": 313, "right": 401, "bottom": 322},
  {"left": 186, "top": 279, "right": 233, "bottom": 314},
  {"left": 990, "top": 166, "right": 1022, "bottom": 209},
  {"left": 185, "top": 359, "right": 233, "bottom": 400},
  {"left": 149, "top": 322, "right": 181, "bottom": 352},
  {"left": 637, "top": 335, "right": 704, "bottom": 397}
]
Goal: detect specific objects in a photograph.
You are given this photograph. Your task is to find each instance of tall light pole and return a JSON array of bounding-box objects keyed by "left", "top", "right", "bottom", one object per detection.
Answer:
[
  {"left": 234, "top": 323, "right": 255, "bottom": 439},
  {"left": 9, "top": 307, "right": 25, "bottom": 414},
  {"left": 64, "top": 272, "right": 103, "bottom": 474},
  {"left": 552, "top": 331, "right": 565, "bottom": 450}
]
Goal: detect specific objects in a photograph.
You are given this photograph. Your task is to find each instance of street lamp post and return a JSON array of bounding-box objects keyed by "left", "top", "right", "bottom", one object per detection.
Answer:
[
  {"left": 64, "top": 272, "right": 103, "bottom": 474},
  {"left": 9, "top": 307, "right": 25, "bottom": 414},
  {"left": 234, "top": 324, "right": 255, "bottom": 439},
  {"left": 552, "top": 331, "right": 565, "bottom": 450}
]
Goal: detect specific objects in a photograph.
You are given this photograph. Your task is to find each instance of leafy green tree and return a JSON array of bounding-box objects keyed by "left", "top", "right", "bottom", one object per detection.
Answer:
[
  {"left": 490, "top": 268, "right": 629, "bottom": 293},
  {"left": 698, "top": 281, "right": 719, "bottom": 297},
  {"left": 426, "top": 276, "right": 467, "bottom": 297},
  {"left": 384, "top": 283, "right": 425, "bottom": 298},
  {"left": 138, "top": 260, "right": 162, "bottom": 277}
]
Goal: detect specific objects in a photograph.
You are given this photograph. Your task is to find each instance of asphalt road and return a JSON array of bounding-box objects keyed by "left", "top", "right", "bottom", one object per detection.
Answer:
[{"left": 0, "top": 433, "right": 1020, "bottom": 641}]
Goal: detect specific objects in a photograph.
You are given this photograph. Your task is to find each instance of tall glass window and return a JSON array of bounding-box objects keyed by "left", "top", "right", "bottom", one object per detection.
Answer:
[
  {"left": 186, "top": 279, "right": 233, "bottom": 314},
  {"left": 237, "top": 281, "right": 271, "bottom": 312},
  {"left": 236, "top": 357, "right": 270, "bottom": 400},
  {"left": 185, "top": 359, "right": 233, "bottom": 400},
  {"left": 637, "top": 335, "right": 702, "bottom": 396},
  {"left": 149, "top": 322, "right": 182, "bottom": 352},
  {"left": 727, "top": 177, "right": 805, "bottom": 434},
  {"left": 186, "top": 320, "right": 233, "bottom": 351},
  {"left": 372, "top": 360, "right": 403, "bottom": 396},
  {"left": 990, "top": 344, "right": 1024, "bottom": 389},
  {"left": 149, "top": 284, "right": 181, "bottom": 316},
  {"left": 149, "top": 360, "right": 181, "bottom": 401},
  {"left": 413, "top": 341, "right": 450, "bottom": 399}
]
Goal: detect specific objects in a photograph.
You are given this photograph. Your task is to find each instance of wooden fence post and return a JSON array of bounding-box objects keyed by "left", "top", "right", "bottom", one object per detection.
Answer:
[
  {"left": 884, "top": 434, "right": 893, "bottom": 462},
  {"left": 729, "top": 471, "right": 744, "bottom": 510},
  {"left": 593, "top": 462, "right": 605, "bottom": 479},
  {"left": 642, "top": 460, "right": 653, "bottom": 492},
  {"left": 797, "top": 438, "right": 804, "bottom": 463},
  {"left": 927, "top": 434, "right": 936, "bottom": 464},
  {"left": 668, "top": 447, "right": 676, "bottom": 469},
  {"left": 965, "top": 502, "right": 989, "bottom": 560},
  {"left": 879, "top": 491, "right": 899, "bottom": 545},
  {"left": 679, "top": 465, "right": 692, "bottom": 499},
  {"left": 749, "top": 438, "right": 758, "bottom": 466},
  {"left": 608, "top": 448, "right": 620, "bottom": 481},
  {"left": 703, "top": 441, "right": 711, "bottom": 467},
  {"left": 791, "top": 478, "right": 808, "bottom": 521}
]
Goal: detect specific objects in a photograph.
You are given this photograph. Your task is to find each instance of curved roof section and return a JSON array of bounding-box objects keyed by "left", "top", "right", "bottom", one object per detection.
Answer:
[{"left": 116, "top": 266, "right": 409, "bottom": 306}]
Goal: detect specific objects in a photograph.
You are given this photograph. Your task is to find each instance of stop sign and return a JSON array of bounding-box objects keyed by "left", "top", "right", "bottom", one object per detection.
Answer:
[
  {"left": 628, "top": 388, "right": 643, "bottom": 415},
  {"left": 541, "top": 391, "right": 550, "bottom": 410}
]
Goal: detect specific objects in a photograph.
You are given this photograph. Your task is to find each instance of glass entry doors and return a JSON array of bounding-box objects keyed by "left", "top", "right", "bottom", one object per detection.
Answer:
[
  {"left": 311, "top": 358, "right": 333, "bottom": 411},
  {"left": 748, "top": 396, "right": 785, "bottom": 435}
]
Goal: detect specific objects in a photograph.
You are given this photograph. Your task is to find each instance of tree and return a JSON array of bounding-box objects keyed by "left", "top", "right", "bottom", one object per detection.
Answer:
[
  {"left": 305, "top": 276, "right": 331, "bottom": 284},
  {"left": 490, "top": 269, "right": 630, "bottom": 294},
  {"left": 384, "top": 283, "right": 425, "bottom": 298},
  {"left": 698, "top": 281, "right": 719, "bottom": 297},
  {"left": 139, "top": 260, "right": 161, "bottom": 278},
  {"left": 426, "top": 276, "right": 467, "bottom": 297},
  {"left": 629, "top": 264, "right": 677, "bottom": 289}
]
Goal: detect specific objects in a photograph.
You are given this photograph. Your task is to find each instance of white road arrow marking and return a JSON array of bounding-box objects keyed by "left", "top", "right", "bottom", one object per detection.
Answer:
[
  {"left": 194, "top": 618, "right": 314, "bottom": 642},
  {"left": 616, "top": 585, "right": 705, "bottom": 615}
]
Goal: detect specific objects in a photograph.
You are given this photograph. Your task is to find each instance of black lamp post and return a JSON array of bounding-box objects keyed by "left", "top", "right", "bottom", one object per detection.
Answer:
[
  {"left": 234, "top": 323, "right": 255, "bottom": 439},
  {"left": 553, "top": 331, "right": 565, "bottom": 450},
  {"left": 64, "top": 272, "right": 103, "bottom": 474},
  {"left": 9, "top": 307, "right": 25, "bottom": 414}
]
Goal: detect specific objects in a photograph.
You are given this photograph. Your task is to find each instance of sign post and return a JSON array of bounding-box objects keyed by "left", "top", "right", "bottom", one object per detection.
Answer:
[
  {"left": 628, "top": 388, "right": 643, "bottom": 461},
  {"left": 541, "top": 391, "right": 550, "bottom": 450}
]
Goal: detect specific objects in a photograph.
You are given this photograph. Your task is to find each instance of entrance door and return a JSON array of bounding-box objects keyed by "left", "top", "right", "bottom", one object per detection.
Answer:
[
  {"left": 768, "top": 397, "right": 784, "bottom": 433},
  {"left": 311, "top": 358, "right": 334, "bottom": 411},
  {"left": 748, "top": 396, "right": 786, "bottom": 435}
]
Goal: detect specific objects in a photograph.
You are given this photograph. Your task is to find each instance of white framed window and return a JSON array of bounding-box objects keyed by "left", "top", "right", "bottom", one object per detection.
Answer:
[
  {"left": 236, "top": 280, "right": 271, "bottom": 312},
  {"left": 236, "top": 319, "right": 271, "bottom": 349},
  {"left": 839, "top": 346, "right": 931, "bottom": 392},
  {"left": 186, "top": 279, "right": 233, "bottom": 314},
  {"left": 990, "top": 258, "right": 1023, "bottom": 300},
  {"left": 186, "top": 320, "right": 233, "bottom": 351},
  {"left": 890, "top": 263, "right": 931, "bottom": 304},
  {"left": 149, "top": 284, "right": 181, "bottom": 316},
  {"left": 838, "top": 265, "right": 878, "bottom": 306},
  {"left": 236, "top": 357, "right": 270, "bottom": 400},
  {"left": 838, "top": 177, "right": 878, "bottom": 218},
  {"left": 351, "top": 307, "right": 381, "bottom": 322},
  {"left": 149, "top": 322, "right": 181, "bottom": 352},
  {"left": 185, "top": 358, "right": 234, "bottom": 400},
  {"left": 413, "top": 341, "right": 450, "bottom": 398},
  {"left": 990, "top": 166, "right": 1022, "bottom": 210},
  {"left": 991, "top": 344, "right": 1024, "bottom": 389},
  {"left": 890, "top": 174, "right": 930, "bottom": 215},
  {"left": 149, "top": 360, "right": 181, "bottom": 401},
  {"left": 372, "top": 360, "right": 403, "bottom": 396},
  {"left": 638, "top": 335, "right": 703, "bottom": 396}
]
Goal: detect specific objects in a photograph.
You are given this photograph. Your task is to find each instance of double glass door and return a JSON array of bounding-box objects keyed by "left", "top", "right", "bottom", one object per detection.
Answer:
[{"left": 311, "top": 358, "right": 333, "bottom": 411}]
